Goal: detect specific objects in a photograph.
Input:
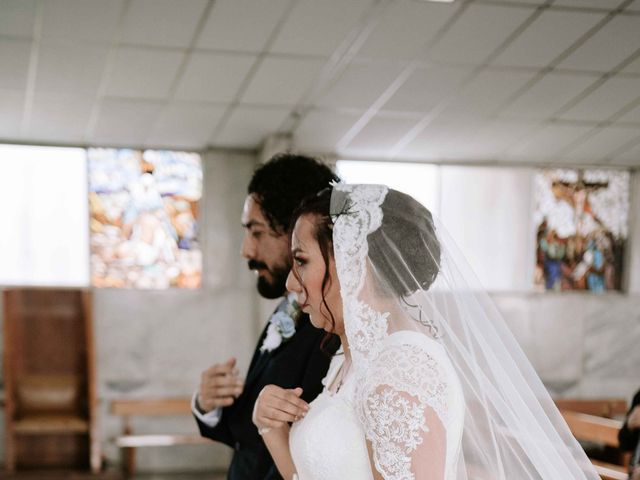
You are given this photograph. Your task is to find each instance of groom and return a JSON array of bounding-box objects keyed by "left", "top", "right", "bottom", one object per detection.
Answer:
[{"left": 193, "top": 153, "right": 340, "bottom": 480}]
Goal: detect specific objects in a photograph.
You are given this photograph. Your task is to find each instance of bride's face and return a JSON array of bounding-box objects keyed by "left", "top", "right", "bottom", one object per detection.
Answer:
[{"left": 286, "top": 214, "right": 343, "bottom": 334}]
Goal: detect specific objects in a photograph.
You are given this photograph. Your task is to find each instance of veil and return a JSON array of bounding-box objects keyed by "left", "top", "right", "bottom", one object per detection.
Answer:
[{"left": 329, "top": 183, "right": 600, "bottom": 480}]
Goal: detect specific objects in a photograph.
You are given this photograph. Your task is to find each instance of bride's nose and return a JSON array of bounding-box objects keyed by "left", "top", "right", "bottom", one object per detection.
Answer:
[{"left": 286, "top": 270, "right": 300, "bottom": 293}]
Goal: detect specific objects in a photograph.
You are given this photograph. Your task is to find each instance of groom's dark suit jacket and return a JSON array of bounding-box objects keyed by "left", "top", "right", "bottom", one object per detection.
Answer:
[
  {"left": 619, "top": 388, "right": 640, "bottom": 452},
  {"left": 195, "top": 303, "right": 337, "bottom": 480}
]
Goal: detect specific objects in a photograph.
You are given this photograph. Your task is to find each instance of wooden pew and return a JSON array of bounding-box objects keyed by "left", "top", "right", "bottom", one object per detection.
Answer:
[
  {"left": 110, "top": 397, "right": 212, "bottom": 476},
  {"left": 555, "top": 398, "right": 628, "bottom": 419},
  {"left": 560, "top": 410, "right": 629, "bottom": 480},
  {"left": 111, "top": 397, "right": 632, "bottom": 479}
]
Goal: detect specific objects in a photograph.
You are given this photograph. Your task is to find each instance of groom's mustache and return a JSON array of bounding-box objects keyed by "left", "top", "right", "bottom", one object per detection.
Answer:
[{"left": 248, "top": 260, "right": 268, "bottom": 271}]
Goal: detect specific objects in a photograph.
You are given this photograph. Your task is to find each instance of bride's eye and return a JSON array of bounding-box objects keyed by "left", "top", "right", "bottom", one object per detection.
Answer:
[{"left": 294, "top": 256, "right": 306, "bottom": 267}]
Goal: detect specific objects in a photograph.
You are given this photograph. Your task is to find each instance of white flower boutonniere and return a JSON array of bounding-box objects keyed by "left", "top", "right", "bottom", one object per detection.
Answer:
[{"left": 260, "top": 297, "right": 301, "bottom": 353}]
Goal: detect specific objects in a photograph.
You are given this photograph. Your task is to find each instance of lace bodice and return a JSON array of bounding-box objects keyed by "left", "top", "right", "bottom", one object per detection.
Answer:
[{"left": 290, "top": 331, "right": 464, "bottom": 480}]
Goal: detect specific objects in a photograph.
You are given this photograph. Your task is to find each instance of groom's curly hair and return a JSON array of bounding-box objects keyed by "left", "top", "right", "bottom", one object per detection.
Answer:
[{"left": 248, "top": 153, "right": 340, "bottom": 234}]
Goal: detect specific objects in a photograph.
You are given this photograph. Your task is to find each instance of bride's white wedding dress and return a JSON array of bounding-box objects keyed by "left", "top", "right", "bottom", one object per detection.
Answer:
[
  {"left": 290, "top": 330, "right": 465, "bottom": 480},
  {"left": 284, "top": 183, "right": 600, "bottom": 480}
]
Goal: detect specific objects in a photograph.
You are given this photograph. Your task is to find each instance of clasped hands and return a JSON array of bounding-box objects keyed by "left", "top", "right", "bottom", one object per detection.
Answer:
[{"left": 252, "top": 384, "right": 310, "bottom": 434}]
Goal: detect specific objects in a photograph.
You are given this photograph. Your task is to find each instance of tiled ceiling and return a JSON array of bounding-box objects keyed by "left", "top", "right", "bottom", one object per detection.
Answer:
[{"left": 0, "top": 0, "right": 639, "bottom": 167}]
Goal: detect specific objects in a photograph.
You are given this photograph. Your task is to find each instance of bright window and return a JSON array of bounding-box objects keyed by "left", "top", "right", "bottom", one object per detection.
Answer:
[
  {"left": 336, "top": 160, "right": 534, "bottom": 291},
  {"left": 0, "top": 144, "right": 90, "bottom": 286},
  {"left": 336, "top": 160, "right": 440, "bottom": 212}
]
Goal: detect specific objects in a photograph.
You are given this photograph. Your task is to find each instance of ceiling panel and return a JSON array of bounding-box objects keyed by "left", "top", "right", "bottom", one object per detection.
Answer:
[
  {"left": 174, "top": 52, "right": 256, "bottom": 103},
  {"left": 563, "top": 126, "right": 639, "bottom": 161},
  {"left": 345, "top": 114, "right": 419, "bottom": 153},
  {"left": 0, "top": 0, "right": 36, "bottom": 37},
  {"left": 383, "top": 65, "right": 471, "bottom": 113},
  {"left": 146, "top": 103, "right": 226, "bottom": 149},
  {"left": 294, "top": 110, "right": 360, "bottom": 151},
  {"left": 92, "top": 99, "right": 163, "bottom": 146},
  {"left": 506, "top": 123, "right": 593, "bottom": 159},
  {"left": 41, "top": 0, "right": 123, "bottom": 43},
  {"left": 558, "top": 14, "right": 640, "bottom": 72},
  {"left": 241, "top": 56, "right": 326, "bottom": 106},
  {"left": 428, "top": 3, "right": 533, "bottom": 65},
  {"left": 0, "top": 90, "right": 24, "bottom": 139},
  {"left": 613, "top": 138, "right": 640, "bottom": 165},
  {"left": 120, "top": 0, "right": 208, "bottom": 48},
  {"left": 271, "top": 0, "right": 372, "bottom": 56},
  {"left": 400, "top": 114, "right": 493, "bottom": 160},
  {"left": 0, "top": 39, "right": 31, "bottom": 90},
  {"left": 500, "top": 72, "right": 597, "bottom": 119},
  {"left": 214, "top": 106, "right": 291, "bottom": 148},
  {"left": 105, "top": 47, "right": 184, "bottom": 99},
  {"left": 492, "top": 9, "right": 604, "bottom": 68},
  {"left": 27, "top": 93, "right": 94, "bottom": 142},
  {"left": 197, "top": 0, "right": 290, "bottom": 53},
  {"left": 468, "top": 119, "right": 539, "bottom": 159},
  {"left": 316, "top": 60, "right": 407, "bottom": 110},
  {"left": 35, "top": 40, "right": 108, "bottom": 95},
  {"left": 621, "top": 56, "right": 640, "bottom": 74},
  {"left": 559, "top": 76, "right": 640, "bottom": 121},
  {"left": 619, "top": 103, "right": 640, "bottom": 123},
  {"left": 0, "top": 0, "right": 636, "bottom": 163},
  {"left": 357, "top": 0, "right": 458, "bottom": 60},
  {"left": 488, "top": 0, "right": 544, "bottom": 3},
  {"left": 443, "top": 69, "right": 535, "bottom": 117},
  {"left": 553, "top": 0, "right": 618, "bottom": 8}
]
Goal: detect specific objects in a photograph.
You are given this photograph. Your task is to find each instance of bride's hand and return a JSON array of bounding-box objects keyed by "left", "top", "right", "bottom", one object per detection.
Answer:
[{"left": 253, "top": 385, "right": 309, "bottom": 430}]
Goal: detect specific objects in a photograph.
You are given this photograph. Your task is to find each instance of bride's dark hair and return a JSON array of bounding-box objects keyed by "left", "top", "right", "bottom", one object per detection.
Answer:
[
  {"left": 289, "top": 188, "right": 337, "bottom": 344},
  {"left": 289, "top": 186, "right": 441, "bottom": 339},
  {"left": 368, "top": 189, "right": 441, "bottom": 296}
]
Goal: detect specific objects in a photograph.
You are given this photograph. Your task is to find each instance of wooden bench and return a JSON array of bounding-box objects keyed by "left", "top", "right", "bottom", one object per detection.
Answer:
[
  {"left": 110, "top": 397, "right": 213, "bottom": 476},
  {"left": 110, "top": 397, "right": 632, "bottom": 478},
  {"left": 560, "top": 410, "right": 629, "bottom": 480},
  {"left": 555, "top": 398, "right": 628, "bottom": 419}
]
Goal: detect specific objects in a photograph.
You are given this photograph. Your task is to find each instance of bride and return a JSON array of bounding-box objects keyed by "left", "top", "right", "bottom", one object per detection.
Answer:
[{"left": 253, "top": 183, "right": 600, "bottom": 480}]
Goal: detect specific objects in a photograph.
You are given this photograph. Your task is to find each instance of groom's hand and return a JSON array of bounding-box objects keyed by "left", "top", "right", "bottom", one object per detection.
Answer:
[
  {"left": 197, "top": 357, "right": 244, "bottom": 412},
  {"left": 253, "top": 385, "right": 309, "bottom": 430}
]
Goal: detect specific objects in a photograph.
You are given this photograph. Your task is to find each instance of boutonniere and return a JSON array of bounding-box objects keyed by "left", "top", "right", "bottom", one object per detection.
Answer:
[{"left": 260, "top": 296, "right": 302, "bottom": 353}]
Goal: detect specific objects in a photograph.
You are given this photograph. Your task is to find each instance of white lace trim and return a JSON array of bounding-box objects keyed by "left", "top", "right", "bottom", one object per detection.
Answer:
[
  {"left": 357, "top": 343, "right": 450, "bottom": 480},
  {"left": 332, "top": 183, "right": 388, "bottom": 362}
]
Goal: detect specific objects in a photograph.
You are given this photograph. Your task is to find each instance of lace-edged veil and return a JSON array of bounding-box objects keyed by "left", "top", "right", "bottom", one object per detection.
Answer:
[{"left": 329, "top": 183, "right": 599, "bottom": 480}]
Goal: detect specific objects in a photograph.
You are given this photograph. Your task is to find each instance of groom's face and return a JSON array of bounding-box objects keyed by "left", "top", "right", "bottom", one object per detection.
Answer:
[{"left": 241, "top": 195, "right": 291, "bottom": 299}]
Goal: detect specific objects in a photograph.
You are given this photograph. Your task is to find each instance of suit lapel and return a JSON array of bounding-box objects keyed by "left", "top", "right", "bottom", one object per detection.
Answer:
[
  {"left": 245, "top": 349, "right": 271, "bottom": 387},
  {"left": 244, "top": 298, "right": 288, "bottom": 388}
]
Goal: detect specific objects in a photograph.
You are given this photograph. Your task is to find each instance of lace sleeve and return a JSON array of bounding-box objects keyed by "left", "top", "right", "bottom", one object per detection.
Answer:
[{"left": 357, "top": 341, "right": 453, "bottom": 480}]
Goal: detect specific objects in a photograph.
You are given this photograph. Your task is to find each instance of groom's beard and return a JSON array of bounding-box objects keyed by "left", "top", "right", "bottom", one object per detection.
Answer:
[{"left": 248, "top": 260, "right": 290, "bottom": 299}]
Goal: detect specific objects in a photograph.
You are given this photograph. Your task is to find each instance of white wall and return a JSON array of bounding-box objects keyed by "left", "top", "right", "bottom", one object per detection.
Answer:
[
  {"left": 627, "top": 171, "right": 640, "bottom": 295},
  {"left": 493, "top": 292, "right": 640, "bottom": 400}
]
